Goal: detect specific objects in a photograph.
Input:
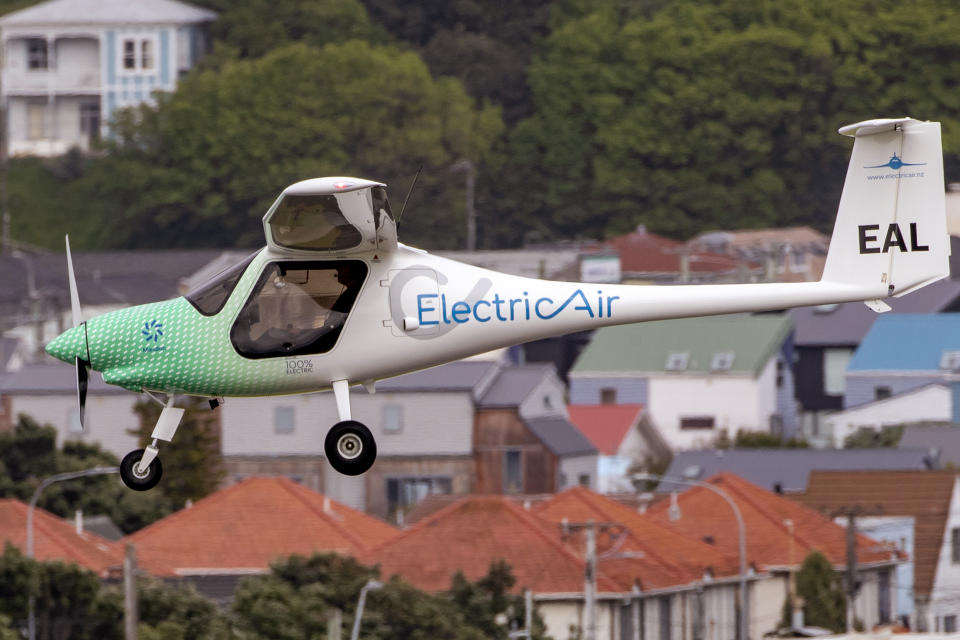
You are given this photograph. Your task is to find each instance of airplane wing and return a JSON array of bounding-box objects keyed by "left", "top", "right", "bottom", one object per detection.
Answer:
[{"left": 262, "top": 177, "right": 398, "bottom": 258}]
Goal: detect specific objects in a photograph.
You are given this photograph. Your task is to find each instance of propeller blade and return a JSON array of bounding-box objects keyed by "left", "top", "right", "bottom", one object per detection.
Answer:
[
  {"left": 65, "top": 235, "right": 82, "bottom": 327},
  {"left": 76, "top": 356, "right": 89, "bottom": 430}
]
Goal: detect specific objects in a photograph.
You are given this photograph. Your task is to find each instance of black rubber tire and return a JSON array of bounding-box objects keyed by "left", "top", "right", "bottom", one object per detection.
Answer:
[
  {"left": 120, "top": 448, "right": 163, "bottom": 491},
  {"left": 324, "top": 420, "right": 377, "bottom": 476}
]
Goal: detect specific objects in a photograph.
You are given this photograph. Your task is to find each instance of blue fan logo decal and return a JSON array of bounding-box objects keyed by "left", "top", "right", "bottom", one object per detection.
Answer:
[
  {"left": 142, "top": 320, "right": 164, "bottom": 342},
  {"left": 864, "top": 153, "right": 926, "bottom": 171}
]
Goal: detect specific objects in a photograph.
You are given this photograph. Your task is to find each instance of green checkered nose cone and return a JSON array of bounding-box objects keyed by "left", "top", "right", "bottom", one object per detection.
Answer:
[{"left": 45, "top": 325, "right": 86, "bottom": 364}]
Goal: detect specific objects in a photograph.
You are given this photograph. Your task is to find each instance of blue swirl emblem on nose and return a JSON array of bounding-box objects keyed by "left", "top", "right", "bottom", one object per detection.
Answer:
[
  {"left": 142, "top": 320, "right": 164, "bottom": 342},
  {"left": 865, "top": 153, "right": 926, "bottom": 171}
]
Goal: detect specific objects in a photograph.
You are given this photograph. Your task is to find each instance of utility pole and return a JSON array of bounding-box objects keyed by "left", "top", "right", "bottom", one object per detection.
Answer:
[
  {"left": 124, "top": 543, "right": 138, "bottom": 640},
  {"left": 450, "top": 158, "right": 476, "bottom": 251},
  {"left": 560, "top": 520, "right": 626, "bottom": 640}
]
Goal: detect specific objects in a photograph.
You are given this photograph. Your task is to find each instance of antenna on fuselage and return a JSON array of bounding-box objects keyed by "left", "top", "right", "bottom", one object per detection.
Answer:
[{"left": 396, "top": 165, "right": 423, "bottom": 228}]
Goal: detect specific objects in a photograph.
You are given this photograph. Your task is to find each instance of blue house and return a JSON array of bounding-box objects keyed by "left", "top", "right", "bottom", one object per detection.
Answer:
[
  {"left": 0, "top": 0, "right": 216, "bottom": 156},
  {"left": 846, "top": 313, "right": 960, "bottom": 417}
]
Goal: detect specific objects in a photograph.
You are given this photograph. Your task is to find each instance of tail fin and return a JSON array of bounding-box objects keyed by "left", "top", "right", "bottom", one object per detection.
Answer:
[{"left": 821, "top": 118, "right": 950, "bottom": 301}]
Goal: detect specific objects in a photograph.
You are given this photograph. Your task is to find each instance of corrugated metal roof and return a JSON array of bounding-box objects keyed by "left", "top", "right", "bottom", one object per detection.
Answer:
[
  {"left": 789, "top": 278, "right": 960, "bottom": 347},
  {"left": 848, "top": 314, "right": 960, "bottom": 371},
  {"left": 0, "top": 0, "right": 217, "bottom": 25},
  {"left": 899, "top": 424, "right": 960, "bottom": 466},
  {"left": 570, "top": 313, "right": 792, "bottom": 376},
  {"left": 0, "top": 362, "right": 126, "bottom": 394},
  {"left": 660, "top": 448, "right": 936, "bottom": 494},
  {"left": 377, "top": 361, "right": 499, "bottom": 395},
  {"left": 477, "top": 364, "right": 554, "bottom": 407},
  {"left": 523, "top": 416, "right": 597, "bottom": 457}
]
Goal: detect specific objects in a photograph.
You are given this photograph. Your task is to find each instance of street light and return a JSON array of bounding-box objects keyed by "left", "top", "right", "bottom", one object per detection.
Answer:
[
  {"left": 634, "top": 472, "right": 749, "bottom": 640},
  {"left": 349, "top": 579, "right": 383, "bottom": 640},
  {"left": 26, "top": 466, "right": 119, "bottom": 640}
]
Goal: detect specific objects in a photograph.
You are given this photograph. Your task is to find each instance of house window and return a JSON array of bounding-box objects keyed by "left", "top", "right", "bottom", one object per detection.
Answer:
[
  {"left": 874, "top": 386, "right": 892, "bottom": 401},
  {"left": 274, "top": 406, "right": 295, "bottom": 434},
  {"left": 680, "top": 416, "right": 715, "bottom": 430},
  {"left": 123, "top": 39, "right": 136, "bottom": 69},
  {"left": 665, "top": 352, "right": 689, "bottom": 371},
  {"left": 140, "top": 39, "right": 154, "bottom": 69},
  {"left": 878, "top": 568, "right": 891, "bottom": 623},
  {"left": 775, "top": 359, "right": 785, "bottom": 388},
  {"left": 80, "top": 102, "right": 100, "bottom": 142},
  {"left": 558, "top": 472, "right": 567, "bottom": 489},
  {"left": 600, "top": 388, "right": 617, "bottom": 404},
  {"left": 67, "top": 408, "right": 83, "bottom": 434},
  {"left": 578, "top": 473, "right": 590, "bottom": 488},
  {"left": 711, "top": 351, "right": 735, "bottom": 371},
  {"left": 658, "top": 596, "right": 672, "bottom": 640},
  {"left": 504, "top": 450, "right": 522, "bottom": 493},
  {"left": 945, "top": 616, "right": 957, "bottom": 634},
  {"left": 952, "top": 527, "right": 960, "bottom": 564},
  {"left": 27, "top": 102, "right": 47, "bottom": 139},
  {"left": 382, "top": 404, "right": 403, "bottom": 434},
  {"left": 823, "top": 348, "right": 853, "bottom": 396},
  {"left": 27, "top": 38, "right": 47, "bottom": 69},
  {"left": 386, "top": 476, "right": 452, "bottom": 515}
]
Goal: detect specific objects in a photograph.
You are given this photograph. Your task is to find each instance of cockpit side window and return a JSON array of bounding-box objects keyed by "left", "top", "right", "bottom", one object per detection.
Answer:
[
  {"left": 269, "top": 194, "right": 363, "bottom": 251},
  {"left": 230, "top": 260, "right": 368, "bottom": 359},
  {"left": 186, "top": 251, "right": 258, "bottom": 316}
]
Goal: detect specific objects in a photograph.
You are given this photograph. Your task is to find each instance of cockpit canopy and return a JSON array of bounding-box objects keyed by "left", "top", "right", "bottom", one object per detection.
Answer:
[{"left": 263, "top": 177, "right": 398, "bottom": 256}]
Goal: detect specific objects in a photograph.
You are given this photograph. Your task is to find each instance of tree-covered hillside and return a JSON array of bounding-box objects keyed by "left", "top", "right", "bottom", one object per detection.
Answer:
[{"left": 6, "top": 0, "right": 960, "bottom": 250}]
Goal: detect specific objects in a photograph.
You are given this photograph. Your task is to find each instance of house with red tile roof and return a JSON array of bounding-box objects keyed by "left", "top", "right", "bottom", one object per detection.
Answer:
[
  {"left": 567, "top": 404, "right": 670, "bottom": 492},
  {"left": 602, "top": 226, "right": 752, "bottom": 284},
  {"left": 797, "top": 470, "right": 960, "bottom": 633},
  {"left": 366, "top": 489, "right": 777, "bottom": 640},
  {"left": 647, "top": 473, "right": 903, "bottom": 635},
  {"left": 0, "top": 499, "right": 120, "bottom": 577},
  {"left": 127, "top": 476, "right": 397, "bottom": 602}
]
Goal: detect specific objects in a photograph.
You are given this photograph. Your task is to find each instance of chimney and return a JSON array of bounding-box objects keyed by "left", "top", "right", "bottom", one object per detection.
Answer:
[{"left": 74, "top": 509, "right": 83, "bottom": 535}]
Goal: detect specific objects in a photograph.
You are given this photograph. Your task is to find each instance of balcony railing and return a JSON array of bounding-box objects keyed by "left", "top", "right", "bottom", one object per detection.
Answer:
[{"left": 2, "top": 67, "right": 100, "bottom": 94}]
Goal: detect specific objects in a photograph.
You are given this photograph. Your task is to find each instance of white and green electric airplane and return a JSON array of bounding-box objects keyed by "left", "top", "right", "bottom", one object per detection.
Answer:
[{"left": 45, "top": 117, "right": 950, "bottom": 490}]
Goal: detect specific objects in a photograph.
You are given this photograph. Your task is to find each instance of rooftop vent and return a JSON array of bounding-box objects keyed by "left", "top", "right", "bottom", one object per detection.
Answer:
[
  {"left": 939, "top": 350, "right": 960, "bottom": 371},
  {"left": 711, "top": 351, "right": 735, "bottom": 371},
  {"left": 665, "top": 352, "right": 689, "bottom": 371}
]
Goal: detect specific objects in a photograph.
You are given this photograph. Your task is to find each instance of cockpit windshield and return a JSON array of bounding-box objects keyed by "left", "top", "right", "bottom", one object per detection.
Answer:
[
  {"left": 186, "top": 251, "right": 258, "bottom": 316},
  {"left": 268, "top": 194, "right": 363, "bottom": 251}
]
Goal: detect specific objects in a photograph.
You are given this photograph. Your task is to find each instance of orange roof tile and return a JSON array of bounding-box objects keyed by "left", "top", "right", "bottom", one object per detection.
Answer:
[
  {"left": 567, "top": 405, "right": 644, "bottom": 456},
  {"left": 534, "top": 487, "right": 739, "bottom": 587},
  {"left": 796, "top": 470, "right": 957, "bottom": 598},
  {"left": 364, "top": 495, "right": 624, "bottom": 594},
  {"left": 0, "top": 499, "right": 120, "bottom": 576},
  {"left": 128, "top": 476, "right": 398, "bottom": 577},
  {"left": 645, "top": 474, "right": 898, "bottom": 572}
]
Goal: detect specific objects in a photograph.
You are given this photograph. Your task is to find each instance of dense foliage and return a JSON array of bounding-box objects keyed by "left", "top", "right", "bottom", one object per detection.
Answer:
[
  {"left": 0, "top": 415, "right": 174, "bottom": 533},
  {"left": 781, "top": 550, "right": 847, "bottom": 632},
  {"left": 7, "top": 0, "right": 960, "bottom": 250}
]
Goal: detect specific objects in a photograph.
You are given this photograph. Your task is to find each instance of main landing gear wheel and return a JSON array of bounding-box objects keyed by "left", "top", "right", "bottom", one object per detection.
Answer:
[
  {"left": 120, "top": 449, "right": 164, "bottom": 491},
  {"left": 325, "top": 420, "right": 377, "bottom": 476}
]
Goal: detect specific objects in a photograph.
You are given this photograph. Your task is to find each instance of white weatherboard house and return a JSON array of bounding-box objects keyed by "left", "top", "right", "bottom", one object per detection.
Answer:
[
  {"left": 0, "top": 0, "right": 216, "bottom": 156},
  {"left": 569, "top": 313, "right": 797, "bottom": 450}
]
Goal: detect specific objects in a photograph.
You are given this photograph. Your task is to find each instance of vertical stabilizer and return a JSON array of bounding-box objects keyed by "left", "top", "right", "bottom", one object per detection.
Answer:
[{"left": 821, "top": 118, "right": 949, "bottom": 298}]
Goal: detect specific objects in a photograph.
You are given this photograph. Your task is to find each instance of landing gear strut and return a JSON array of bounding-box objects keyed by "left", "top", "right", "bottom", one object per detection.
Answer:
[
  {"left": 325, "top": 379, "right": 378, "bottom": 475},
  {"left": 119, "top": 394, "right": 183, "bottom": 491}
]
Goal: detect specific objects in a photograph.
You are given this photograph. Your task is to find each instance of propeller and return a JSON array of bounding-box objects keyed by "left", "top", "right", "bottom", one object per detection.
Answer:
[{"left": 65, "top": 236, "right": 90, "bottom": 429}]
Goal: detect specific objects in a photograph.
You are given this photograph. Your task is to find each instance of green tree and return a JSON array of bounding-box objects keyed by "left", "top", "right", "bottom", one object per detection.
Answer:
[
  {"left": 733, "top": 429, "right": 809, "bottom": 449},
  {"left": 132, "top": 397, "right": 224, "bottom": 507},
  {"left": 233, "top": 553, "right": 544, "bottom": 640},
  {"left": 195, "top": 0, "right": 383, "bottom": 62},
  {"left": 0, "top": 415, "right": 175, "bottom": 534},
  {"left": 843, "top": 424, "right": 905, "bottom": 448},
  {"left": 783, "top": 550, "right": 846, "bottom": 632},
  {"left": 75, "top": 41, "right": 503, "bottom": 251},
  {"left": 505, "top": 0, "right": 960, "bottom": 244}
]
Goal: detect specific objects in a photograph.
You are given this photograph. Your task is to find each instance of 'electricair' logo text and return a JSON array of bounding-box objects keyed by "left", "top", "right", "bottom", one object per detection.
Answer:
[{"left": 417, "top": 288, "right": 619, "bottom": 326}]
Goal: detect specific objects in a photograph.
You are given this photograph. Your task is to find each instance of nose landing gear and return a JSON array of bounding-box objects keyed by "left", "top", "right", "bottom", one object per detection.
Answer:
[{"left": 119, "top": 394, "right": 183, "bottom": 491}]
